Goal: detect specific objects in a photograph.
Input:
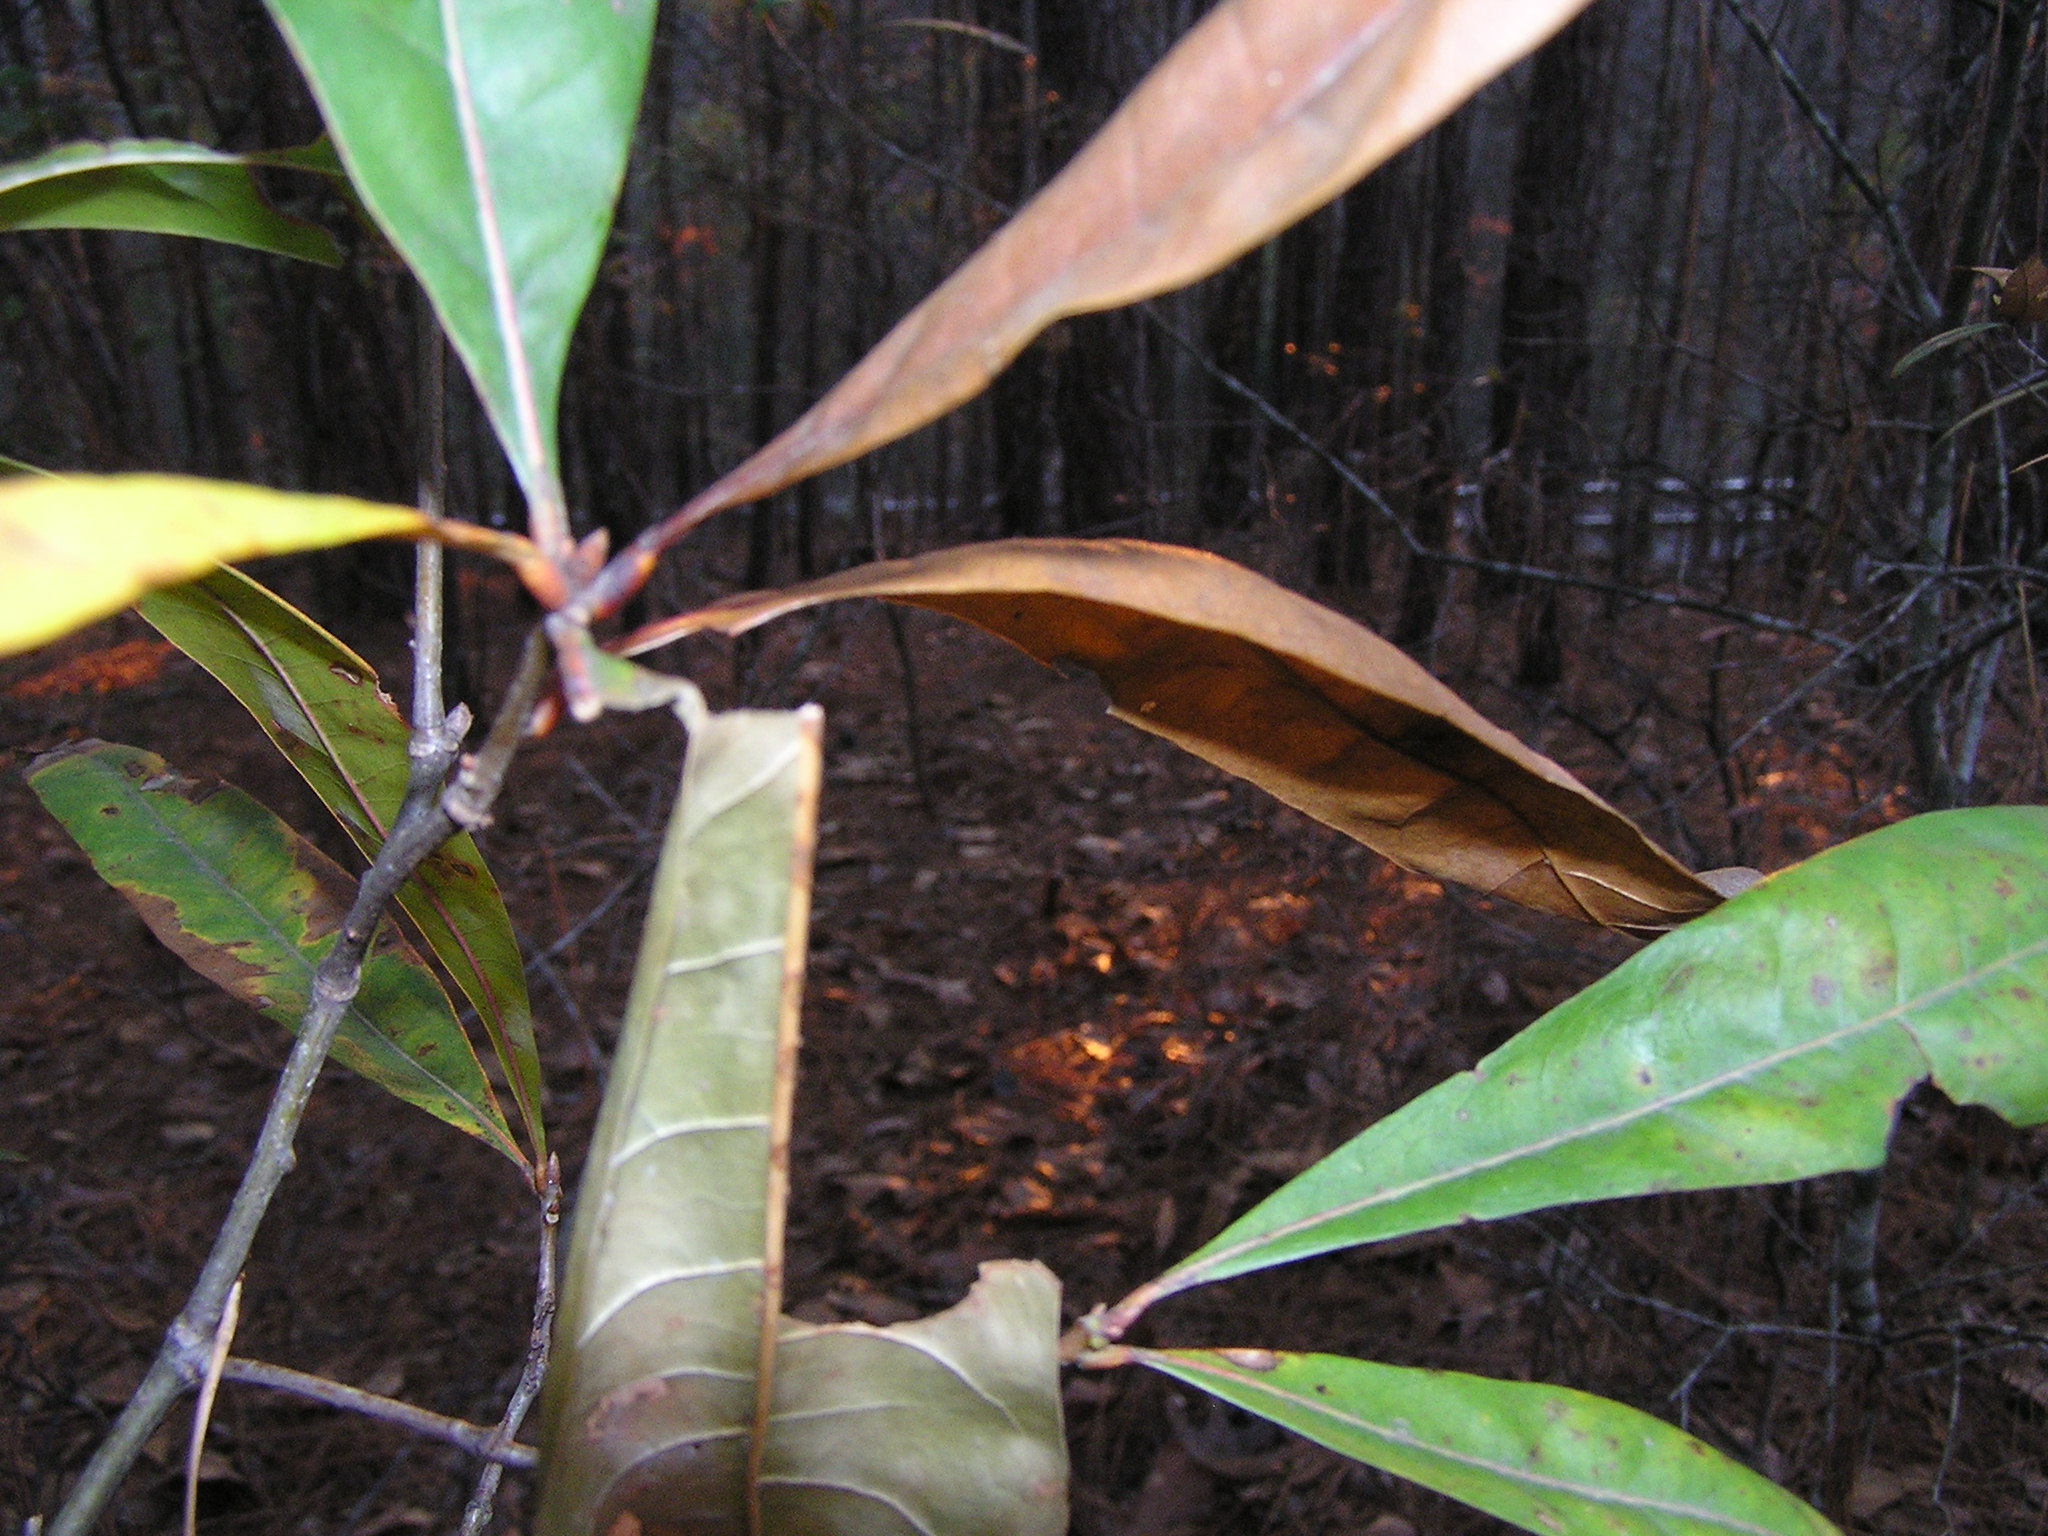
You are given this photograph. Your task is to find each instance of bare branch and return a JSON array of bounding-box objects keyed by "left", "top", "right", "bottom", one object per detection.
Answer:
[
  {"left": 459, "top": 1155, "right": 563, "bottom": 1535},
  {"left": 1721, "top": 0, "right": 1940, "bottom": 322},
  {"left": 218, "top": 1358, "right": 537, "bottom": 1470}
]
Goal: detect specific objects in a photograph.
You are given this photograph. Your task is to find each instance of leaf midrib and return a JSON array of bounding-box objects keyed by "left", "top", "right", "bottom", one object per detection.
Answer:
[
  {"left": 1151, "top": 1352, "right": 1801, "bottom": 1536},
  {"left": 1174, "top": 921, "right": 2048, "bottom": 1286}
]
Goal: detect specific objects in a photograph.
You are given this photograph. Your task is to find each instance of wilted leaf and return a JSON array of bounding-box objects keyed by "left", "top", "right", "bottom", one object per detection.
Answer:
[
  {"left": 538, "top": 705, "right": 824, "bottom": 1534},
  {"left": 753, "top": 1262, "right": 1067, "bottom": 1536},
  {"left": 537, "top": 703, "right": 1067, "bottom": 1536},
  {"left": 26, "top": 741, "right": 520, "bottom": 1164},
  {"left": 140, "top": 567, "right": 544, "bottom": 1161},
  {"left": 1140, "top": 1350, "right": 1835, "bottom": 1536},
  {"left": 567, "top": 1262, "right": 1070, "bottom": 1536},
  {"left": 263, "top": 0, "right": 657, "bottom": 545},
  {"left": 629, "top": 539, "right": 1717, "bottom": 930},
  {"left": 1105, "top": 808, "right": 2048, "bottom": 1320},
  {"left": 0, "top": 474, "right": 425, "bottom": 658},
  {"left": 0, "top": 138, "right": 341, "bottom": 263},
  {"left": 654, "top": 0, "right": 1593, "bottom": 537}
]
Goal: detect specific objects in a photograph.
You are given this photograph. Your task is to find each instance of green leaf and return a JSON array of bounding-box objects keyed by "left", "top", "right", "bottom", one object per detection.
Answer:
[
  {"left": 1890, "top": 321, "right": 2003, "bottom": 378},
  {"left": 0, "top": 138, "right": 341, "bottom": 263},
  {"left": 0, "top": 452, "right": 53, "bottom": 477},
  {"left": 262, "top": 0, "right": 657, "bottom": 538},
  {"left": 26, "top": 741, "right": 522, "bottom": 1165},
  {"left": 0, "top": 473, "right": 428, "bottom": 658},
  {"left": 139, "top": 567, "right": 544, "bottom": 1162},
  {"left": 1139, "top": 1350, "right": 1834, "bottom": 1536},
  {"left": 1125, "top": 808, "right": 2048, "bottom": 1309},
  {"left": 536, "top": 703, "right": 1067, "bottom": 1535},
  {"left": 1936, "top": 372, "right": 2048, "bottom": 446}
]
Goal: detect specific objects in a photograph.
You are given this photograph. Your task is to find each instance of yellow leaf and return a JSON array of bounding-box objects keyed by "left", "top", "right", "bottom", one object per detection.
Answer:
[{"left": 2, "top": 474, "right": 461, "bottom": 657}]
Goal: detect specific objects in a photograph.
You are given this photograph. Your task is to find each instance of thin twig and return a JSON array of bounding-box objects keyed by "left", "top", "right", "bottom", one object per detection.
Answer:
[
  {"left": 1657, "top": 577, "right": 1931, "bottom": 814},
  {"left": 218, "top": 1358, "right": 537, "bottom": 1470},
  {"left": 1930, "top": 1327, "right": 1965, "bottom": 1508},
  {"left": 1137, "top": 305, "right": 1855, "bottom": 649},
  {"left": 45, "top": 630, "right": 552, "bottom": 1536},
  {"left": 1721, "top": 0, "right": 1939, "bottom": 322},
  {"left": 458, "top": 1154, "right": 563, "bottom": 1536},
  {"left": 884, "top": 607, "right": 939, "bottom": 818}
]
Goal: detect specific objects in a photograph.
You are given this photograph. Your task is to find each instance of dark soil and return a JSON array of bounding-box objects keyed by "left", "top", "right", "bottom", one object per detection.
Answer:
[{"left": 5, "top": 551, "right": 2048, "bottom": 1536}]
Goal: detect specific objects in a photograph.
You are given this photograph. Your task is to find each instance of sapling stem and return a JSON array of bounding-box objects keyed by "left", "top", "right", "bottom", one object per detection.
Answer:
[
  {"left": 1839, "top": 1166, "right": 1885, "bottom": 1340},
  {"left": 46, "top": 627, "right": 552, "bottom": 1536},
  {"left": 458, "top": 1154, "right": 563, "bottom": 1536}
]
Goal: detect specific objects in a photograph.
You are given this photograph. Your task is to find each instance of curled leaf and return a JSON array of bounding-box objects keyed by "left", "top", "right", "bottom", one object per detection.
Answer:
[
  {"left": 629, "top": 539, "right": 1717, "bottom": 931},
  {"left": 538, "top": 704, "right": 1067, "bottom": 1535},
  {"left": 1992, "top": 254, "right": 2048, "bottom": 323},
  {"left": 0, "top": 138, "right": 341, "bottom": 263}
]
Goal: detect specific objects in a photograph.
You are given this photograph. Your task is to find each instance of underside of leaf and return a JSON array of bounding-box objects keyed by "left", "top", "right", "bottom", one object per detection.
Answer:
[
  {"left": 0, "top": 137, "right": 341, "bottom": 263},
  {"left": 537, "top": 703, "right": 1067, "bottom": 1536},
  {"left": 627, "top": 539, "right": 1716, "bottom": 931}
]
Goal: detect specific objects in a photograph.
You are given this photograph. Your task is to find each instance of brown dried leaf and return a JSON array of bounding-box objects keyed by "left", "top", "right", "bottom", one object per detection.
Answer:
[
  {"left": 662, "top": 0, "right": 1594, "bottom": 532},
  {"left": 629, "top": 539, "right": 1718, "bottom": 931},
  {"left": 1995, "top": 254, "right": 2048, "bottom": 323}
]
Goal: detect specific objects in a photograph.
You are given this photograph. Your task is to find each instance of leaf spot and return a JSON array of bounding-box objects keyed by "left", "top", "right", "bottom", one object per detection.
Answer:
[{"left": 1218, "top": 1347, "right": 1277, "bottom": 1371}]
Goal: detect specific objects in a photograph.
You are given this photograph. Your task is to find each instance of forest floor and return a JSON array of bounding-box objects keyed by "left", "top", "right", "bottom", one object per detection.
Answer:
[{"left": 4, "top": 547, "right": 2048, "bottom": 1536}]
